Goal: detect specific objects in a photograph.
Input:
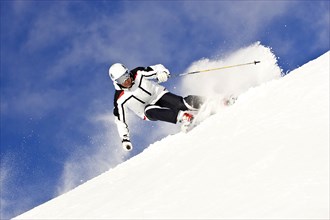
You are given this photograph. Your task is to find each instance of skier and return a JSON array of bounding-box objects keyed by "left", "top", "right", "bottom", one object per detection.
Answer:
[{"left": 109, "top": 63, "right": 204, "bottom": 151}]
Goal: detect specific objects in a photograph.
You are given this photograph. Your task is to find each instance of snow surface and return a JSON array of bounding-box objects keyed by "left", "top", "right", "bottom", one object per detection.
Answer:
[{"left": 14, "top": 51, "right": 329, "bottom": 219}]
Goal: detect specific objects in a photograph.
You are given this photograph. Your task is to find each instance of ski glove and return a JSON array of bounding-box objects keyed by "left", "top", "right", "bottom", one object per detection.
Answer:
[
  {"left": 122, "top": 139, "right": 133, "bottom": 151},
  {"left": 150, "top": 64, "right": 170, "bottom": 83},
  {"left": 157, "top": 70, "right": 170, "bottom": 83}
]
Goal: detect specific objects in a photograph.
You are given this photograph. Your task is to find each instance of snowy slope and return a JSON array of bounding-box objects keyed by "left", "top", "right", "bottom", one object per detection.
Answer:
[{"left": 15, "top": 51, "right": 329, "bottom": 219}]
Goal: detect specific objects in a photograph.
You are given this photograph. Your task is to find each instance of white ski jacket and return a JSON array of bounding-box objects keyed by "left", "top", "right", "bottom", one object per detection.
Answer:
[{"left": 113, "top": 65, "right": 169, "bottom": 141}]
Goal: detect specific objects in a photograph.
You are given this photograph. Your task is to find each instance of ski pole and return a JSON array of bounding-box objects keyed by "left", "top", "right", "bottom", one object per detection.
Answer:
[{"left": 173, "top": 60, "right": 260, "bottom": 77}]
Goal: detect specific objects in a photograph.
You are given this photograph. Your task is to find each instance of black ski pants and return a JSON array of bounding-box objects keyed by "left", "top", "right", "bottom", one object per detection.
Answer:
[{"left": 144, "top": 93, "right": 204, "bottom": 124}]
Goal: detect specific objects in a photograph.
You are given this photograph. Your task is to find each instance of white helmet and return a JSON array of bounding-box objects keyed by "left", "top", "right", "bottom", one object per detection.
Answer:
[{"left": 109, "top": 63, "right": 131, "bottom": 84}]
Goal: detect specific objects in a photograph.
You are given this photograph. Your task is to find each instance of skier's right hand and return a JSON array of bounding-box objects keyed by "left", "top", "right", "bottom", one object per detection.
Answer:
[
  {"left": 122, "top": 139, "right": 133, "bottom": 151},
  {"left": 156, "top": 69, "right": 170, "bottom": 83},
  {"left": 150, "top": 64, "right": 170, "bottom": 83}
]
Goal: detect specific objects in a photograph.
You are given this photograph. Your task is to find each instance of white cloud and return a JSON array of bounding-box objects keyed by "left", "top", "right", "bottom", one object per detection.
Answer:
[
  {"left": 181, "top": 1, "right": 292, "bottom": 40},
  {"left": 308, "top": 4, "right": 330, "bottom": 51},
  {"left": 23, "top": 2, "right": 75, "bottom": 53},
  {"left": 2, "top": 88, "right": 68, "bottom": 117}
]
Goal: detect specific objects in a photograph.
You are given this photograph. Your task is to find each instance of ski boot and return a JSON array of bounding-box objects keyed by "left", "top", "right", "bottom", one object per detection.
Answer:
[{"left": 178, "top": 111, "right": 195, "bottom": 132}]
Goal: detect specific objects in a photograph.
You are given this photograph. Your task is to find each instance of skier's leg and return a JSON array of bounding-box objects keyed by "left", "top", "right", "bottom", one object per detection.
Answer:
[
  {"left": 144, "top": 105, "right": 178, "bottom": 124},
  {"left": 154, "top": 93, "right": 205, "bottom": 110},
  {"left": 183, "top": 95, "right": 205, "bottom": 110},
  {"left": 155, "top": 92, "right": 189, "bottom": 111},
  {"left": 144, "top": 93, "right": 202, "bottom": 124}
]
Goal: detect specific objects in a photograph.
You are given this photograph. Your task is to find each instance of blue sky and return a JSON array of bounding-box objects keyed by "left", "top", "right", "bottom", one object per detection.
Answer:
[{"left": 1, "top": 1, "right": 329, "bottom": 219}]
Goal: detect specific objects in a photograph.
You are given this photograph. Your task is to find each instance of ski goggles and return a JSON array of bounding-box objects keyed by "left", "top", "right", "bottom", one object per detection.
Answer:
[{"left": 115, "top": 70, "right": 131, "bottom": 84}]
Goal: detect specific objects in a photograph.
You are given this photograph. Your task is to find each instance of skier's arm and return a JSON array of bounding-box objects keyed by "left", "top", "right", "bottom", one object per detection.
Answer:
[
  {"left": 133, "top": 64, "right": 170, "bottom": 83},
  {"left": 113, "top": 91, "right": 133, "bottom": 151},
  {"left": 114, "top": 110, "right": 133, "bottom": 151},
  {"left": 114, "top": 117, "right": 129, "bottom": 141},
  {"left": 149, "top": 64, "right": 170, "bottom": 83},
  {"left": 114, "top": 118, "right": 132, "bottom": 151}
]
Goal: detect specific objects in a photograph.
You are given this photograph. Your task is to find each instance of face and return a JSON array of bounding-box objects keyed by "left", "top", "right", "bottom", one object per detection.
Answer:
[
  {"left": 115, "top": 71, "right": 133, "bottom": 88},
  {"left": 120, "top": 77, "right": 133, "bottom": 88}
]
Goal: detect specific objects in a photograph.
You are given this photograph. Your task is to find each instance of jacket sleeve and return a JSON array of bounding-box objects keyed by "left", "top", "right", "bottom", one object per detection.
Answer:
[
  {"left": 115, "top": 118, "right": 130, "bottom": 141},
  {"left": 131, "top": 64, "right": 168, "bottom": 80},
  {"left": 113, "top": 90, "right": 130, "bottom": 141}
]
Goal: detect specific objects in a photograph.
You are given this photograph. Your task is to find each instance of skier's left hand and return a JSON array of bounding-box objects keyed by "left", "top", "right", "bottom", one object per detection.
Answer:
[
  {"left": 157, "top": 69, "right": 170, "bottom": 83},
  {"left": 122, "top": 139, "right": 133, "bottom": 151}
]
